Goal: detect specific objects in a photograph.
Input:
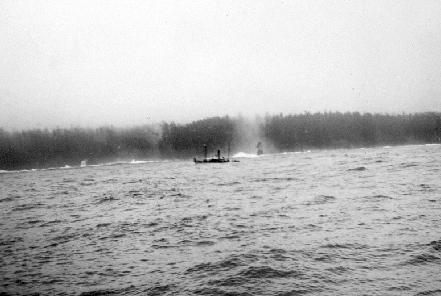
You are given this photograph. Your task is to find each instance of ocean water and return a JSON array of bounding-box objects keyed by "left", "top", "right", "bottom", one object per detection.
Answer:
[{"left": 1, "top": 144, "right": 440, "bottom": 296}]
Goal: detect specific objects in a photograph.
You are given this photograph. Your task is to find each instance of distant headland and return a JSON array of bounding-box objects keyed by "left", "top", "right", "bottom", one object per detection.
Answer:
[{"left": 1, "top": 111, "right": 440, "bottom": 170}]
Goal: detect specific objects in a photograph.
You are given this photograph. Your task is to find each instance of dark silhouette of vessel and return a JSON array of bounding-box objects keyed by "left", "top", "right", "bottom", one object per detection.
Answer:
[{"left": 193, "top": 144, "right": 238, "bottom": 163}]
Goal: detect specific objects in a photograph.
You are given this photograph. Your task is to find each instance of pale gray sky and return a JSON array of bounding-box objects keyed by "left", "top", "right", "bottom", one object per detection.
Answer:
[{"left": 1, "top": 0, "right": 441, "bottom": 130}]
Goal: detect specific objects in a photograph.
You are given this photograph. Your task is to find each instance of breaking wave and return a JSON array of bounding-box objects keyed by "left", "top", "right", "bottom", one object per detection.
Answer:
[{"left": 233, "top": 152, "right": 259, "bottom": 158}]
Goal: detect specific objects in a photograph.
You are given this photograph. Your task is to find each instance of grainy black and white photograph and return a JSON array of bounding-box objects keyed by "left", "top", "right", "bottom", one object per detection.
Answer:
[{"left": 1, "top": 1, "right": 441, "bottom": 295}]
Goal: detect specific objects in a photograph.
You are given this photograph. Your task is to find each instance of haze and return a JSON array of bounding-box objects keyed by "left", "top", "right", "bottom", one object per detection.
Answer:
[{"left": 1, "top": 0, "right": 441, "bottom": 130}]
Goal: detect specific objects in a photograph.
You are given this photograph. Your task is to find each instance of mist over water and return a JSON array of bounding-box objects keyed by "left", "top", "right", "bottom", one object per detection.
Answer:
[{"left": 1, "top": 145, "right": 440, "bottom": 295}]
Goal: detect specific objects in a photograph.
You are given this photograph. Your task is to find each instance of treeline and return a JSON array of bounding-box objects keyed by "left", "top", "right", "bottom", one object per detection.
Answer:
[
  {"left": 0, "top": 126, "right": 160, "bottom": 170},
  {"left": 262, "top": 112, "right": 441, "bottom": 150},
  {"left": 1, "top": 112, "right": 440, "bottom": 170},
  {"left": 159, "top": 116, "right": 235, "bottom": 158}
]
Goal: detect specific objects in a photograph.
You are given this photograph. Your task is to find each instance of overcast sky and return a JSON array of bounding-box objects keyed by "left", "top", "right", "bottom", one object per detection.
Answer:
[{"left": 1, "top": 0, "right": 441, "bottom": 130}]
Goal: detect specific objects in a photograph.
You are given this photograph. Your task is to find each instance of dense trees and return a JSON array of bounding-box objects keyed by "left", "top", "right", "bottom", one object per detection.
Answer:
[
  {"left": 1, "top": 112, "right": 440, "bottom": 170},
  {"left": 0, "top": 125, "right": 160, "bottom": 170},
  {"left": 159, "top": 116, "right": 235, "bottom": 158},
  {"left": 262, "top": 112, "right": 441, "bottom": 150}
]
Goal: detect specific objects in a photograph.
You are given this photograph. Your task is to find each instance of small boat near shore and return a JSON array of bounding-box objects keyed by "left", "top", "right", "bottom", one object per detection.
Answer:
[{"left": 193, "top": 145, "right": 238, "bottom": 163}]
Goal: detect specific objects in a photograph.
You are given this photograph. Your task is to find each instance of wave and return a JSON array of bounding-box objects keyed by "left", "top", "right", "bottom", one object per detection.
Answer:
[
  {"left": 233, "top": 151, "right": 313, "bottom": 158},
  {"left": 103, "top": 159, "right": 161, "bottom": 166},
  {"left": 363, "top": 194, "right": 393, "bottom": 200},
  {"left": 130, "top": 159, "right": 154, "bottom": 164},
  {"left": 0, "top": 169, "right": 38, "bottom": 174},
  {"left": 233, "top": 152, "right": 259, "bottom": 158},
  {"left": 428, "top": 240, "right": 441, "bottom": 251},
  {"left": 347, "top": 166, "right": 366, "bottom": 171},
  {"left": 0, "top": 159, "right": 167, "bottom": 174},
  {"left": 79, "top": 285, "right": 137, "bottom": 296},
  {"left": 425, "top": 143, "right": 441, "bottom": 147},
  {"left": 306, "top": 195, "right": 336, "bottom": 205},
  {"left": 405, "top": 253, "right": 440, "bottom": 265},
  {"left": 415, "top": 289, "right": 441, "bottom": 296},
  {"left": 239, "top": 265, "right": 300, "bottom": 279},
  {"left": 282, "top": 150, "right": 311, "bottom": 154}
]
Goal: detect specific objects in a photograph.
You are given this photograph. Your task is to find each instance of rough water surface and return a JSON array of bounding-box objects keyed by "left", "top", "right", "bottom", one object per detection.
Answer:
[{"left": 1, "top": 144, "right": 440, "bottom": 295}]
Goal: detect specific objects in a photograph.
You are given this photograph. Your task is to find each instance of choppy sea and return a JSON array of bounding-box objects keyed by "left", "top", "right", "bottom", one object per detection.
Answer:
[{"left": 1, "top": 144, "right": 440, "bottom": 296}]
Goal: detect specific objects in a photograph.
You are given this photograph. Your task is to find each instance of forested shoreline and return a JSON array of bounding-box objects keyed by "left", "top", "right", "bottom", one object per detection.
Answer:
[{"left": 1, "top": 112, "right": 440, "bottom": 170}]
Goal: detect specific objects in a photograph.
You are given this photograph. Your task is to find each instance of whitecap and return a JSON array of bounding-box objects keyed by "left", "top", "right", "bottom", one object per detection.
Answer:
[
  {"left": 233, "top": 152, "right": 259, "bottom": 158},
  {"left": 130, "top": 159, "right": 153, "bottom": 164}
]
